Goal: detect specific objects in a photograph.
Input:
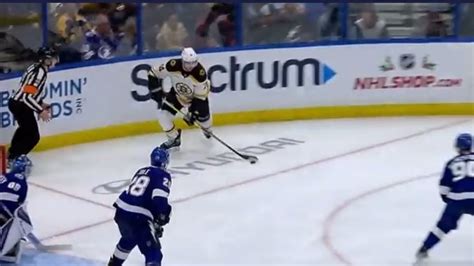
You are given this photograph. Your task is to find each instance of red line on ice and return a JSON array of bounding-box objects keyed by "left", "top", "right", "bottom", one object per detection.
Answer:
[
  {"left": 322, "top": 172, "right": 439, "bottom": 265},
  {"left": 36, "top": 119, "right": 469, "bottom": 242}
]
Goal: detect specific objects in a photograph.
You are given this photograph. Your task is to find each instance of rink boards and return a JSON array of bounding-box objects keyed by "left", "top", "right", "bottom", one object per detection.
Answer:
[{"left": 0, "top": 42, "right": 473, "bottom": 148}]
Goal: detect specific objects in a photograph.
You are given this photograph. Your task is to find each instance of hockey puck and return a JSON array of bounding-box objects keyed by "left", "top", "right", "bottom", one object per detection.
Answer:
[{"left": 249, "top": 158, "right": 258, "bottom": 164}]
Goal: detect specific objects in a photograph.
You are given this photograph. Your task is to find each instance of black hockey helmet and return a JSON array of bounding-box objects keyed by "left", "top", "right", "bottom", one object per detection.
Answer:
[{"left": 37, "top": 46, "right": 58, "bottom": 61}]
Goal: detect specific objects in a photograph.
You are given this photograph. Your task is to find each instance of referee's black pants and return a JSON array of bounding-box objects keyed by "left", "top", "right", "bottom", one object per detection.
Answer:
[{"left": 7, "top": 99, "right": 40, "bottom": 160}]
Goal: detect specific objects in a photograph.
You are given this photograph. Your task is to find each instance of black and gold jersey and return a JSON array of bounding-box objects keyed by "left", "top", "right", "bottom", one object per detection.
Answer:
[{"left": 150, "top": 58, "right": 210, "bottom": 104}]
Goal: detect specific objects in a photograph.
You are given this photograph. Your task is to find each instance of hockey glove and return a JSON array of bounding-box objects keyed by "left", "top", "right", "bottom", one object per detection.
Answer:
[
  {"left": 150, "top": 89, "right": 165, "bottom": 108},
  {"left": 183, "top": 112, "right": 198, "bottom": 126},
  {"left": 148, "top": 75, "right": 164, "bottom": 108},
  {"left": 155, "top": 213, "right": 170, "bottom": 226},
  {"left": 153, "top": 222, "right": 164, "bottom": 238}
]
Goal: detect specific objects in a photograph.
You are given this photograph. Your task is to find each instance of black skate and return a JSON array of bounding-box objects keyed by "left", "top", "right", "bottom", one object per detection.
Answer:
[
  {"left": 107, "top": 256, "right": 123, "bottom": 266},
  {"left": 413, "top": 247, "right": 428, "bottom": 265},
  {"left": 160, "top": 129, "right": 182, "bottom": 150}
]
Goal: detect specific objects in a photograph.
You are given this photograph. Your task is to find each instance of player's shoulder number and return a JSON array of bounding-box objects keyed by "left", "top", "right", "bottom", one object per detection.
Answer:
[
  {"left": 8, "top": 182, "right": 21, "bottom": 192},
  {"left": 127, "top": 169, "right": 171, "bottom": 196},
  {"left": 162, "top": 176, "right": 171, "bottom": 189},
  {"left": 127, "top": 169, "right": 151, "bottom": 197},
  {"left": 450, "top": 160, "right": 474, "bottom": 182}
]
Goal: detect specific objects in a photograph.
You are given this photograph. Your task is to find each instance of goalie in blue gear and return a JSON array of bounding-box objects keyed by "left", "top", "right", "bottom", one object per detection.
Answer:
[
  {"left": 0, "top": 155, "right": 33, "bottom": 264},
  {"left": 415, "top": 133, "right": 474, "bottom": 262},
  {"left": 108, "top": 148, "right": 172, "bottom": 266}
]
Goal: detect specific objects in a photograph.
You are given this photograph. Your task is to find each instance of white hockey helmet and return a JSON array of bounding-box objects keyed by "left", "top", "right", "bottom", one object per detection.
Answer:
[{"left": 181, "top": 47, "right": 198, "bottom": 72}]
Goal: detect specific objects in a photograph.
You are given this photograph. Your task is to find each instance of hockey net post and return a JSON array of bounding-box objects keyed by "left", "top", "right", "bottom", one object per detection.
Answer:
[{"left": 0, "top": 145, "right": 6, "bottom": 175}]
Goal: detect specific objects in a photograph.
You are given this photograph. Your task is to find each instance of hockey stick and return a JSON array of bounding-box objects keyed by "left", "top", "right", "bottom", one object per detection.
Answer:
[
  {"left": 163, "top": 100, "right": 259, "bottom": 164},
  {"left": 0, "top": 202, "right": 72, "bottom": 252},
  {"left": 26, "top": 233, "right": 72, "bottom": 252}
]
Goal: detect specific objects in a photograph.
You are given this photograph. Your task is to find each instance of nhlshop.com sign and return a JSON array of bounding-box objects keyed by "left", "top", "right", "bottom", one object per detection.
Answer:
[{"left": 353, "top": 54, "right": 463, "bottom": 90}]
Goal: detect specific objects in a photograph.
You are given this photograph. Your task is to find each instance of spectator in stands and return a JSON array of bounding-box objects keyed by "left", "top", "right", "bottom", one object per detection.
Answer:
[
  {"left": 280, "top": 3, "right": 307, "bottom": 42},
  {"left": 244, "top": 3, "right": 306, "bottom": 44},
  {"left": 243, "top": 3, "right": 268, "bottom": 44},
  {"left": 317, "top": 3, "right": 340, "bottom": 40},
  {"left": 460, "top": 4, "right": 474, "bottom": 36},
  {"left": 81, "top": 14, "right": 123, "bottom": 60},
  {"left": 196, "top": 3, "right": 236, "bottom": 47},
  {"left": 53, "top": 3, "right": 88, "bottom": 45},
  {"left": 156, "top": 14, "right": 188, "bottom": 51},
  {"left": 349, "top": 3, "right": 389, "bottom": 39},
  {"left": 412, "top": 10, "right": 448, "bottom": 37},
  {"left": 77, "top": 3, "right": 136, "bottom": 36}
]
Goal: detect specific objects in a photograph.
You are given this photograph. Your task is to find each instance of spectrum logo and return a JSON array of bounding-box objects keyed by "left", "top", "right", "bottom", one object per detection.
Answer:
[{"left": 208, "top": 56, "right": 337, "bottom": 92}]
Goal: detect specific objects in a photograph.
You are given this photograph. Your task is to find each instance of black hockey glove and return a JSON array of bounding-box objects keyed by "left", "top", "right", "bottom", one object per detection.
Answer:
[
  {"left": 150, "top": 89, "right": 165, "bottom": 108},
  {"left": 183, "top": 111, "right": 198, "bottom": 126},
  {"left": 153, "top": 222, "right": 164, "bottom": 238},
  {"left": 155, "top": 213, "right": 170, "bottom": 226},
  {"left": 148, "top": 75, "right": 164, "bottom": 108}
]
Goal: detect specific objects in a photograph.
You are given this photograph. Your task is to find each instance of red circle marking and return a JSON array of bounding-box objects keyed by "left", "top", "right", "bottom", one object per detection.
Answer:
[{"left": 322, "top": 172, "right": 439, "bottom": 265}]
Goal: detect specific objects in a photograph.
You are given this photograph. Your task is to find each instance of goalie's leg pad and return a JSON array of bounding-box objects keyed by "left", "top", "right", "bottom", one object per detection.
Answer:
[
  {"left": 0, "top": 240, "right": 24, "bottom": 264},
  {"left": 0, "top": 205, "right": 32, "bottom": 257}
]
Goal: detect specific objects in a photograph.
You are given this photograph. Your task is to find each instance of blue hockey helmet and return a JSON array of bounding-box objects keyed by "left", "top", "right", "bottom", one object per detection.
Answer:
[
  {"left": 10, "top": 155, "right": 30, "bottom": 177},
  {"left": 455, "top": 133, "right": 472, "bottom": 153},
  {"left": 150, "top": 147, "right": 170, "bottom": 169}
]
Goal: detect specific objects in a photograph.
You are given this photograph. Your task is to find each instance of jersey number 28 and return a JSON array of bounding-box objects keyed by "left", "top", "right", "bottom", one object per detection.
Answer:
[
  {"left": 127, "top": 175, "right": 150, "bottom": 196},
  {"left": 451, "top": 161, "right": 474, "bottom": 182}
]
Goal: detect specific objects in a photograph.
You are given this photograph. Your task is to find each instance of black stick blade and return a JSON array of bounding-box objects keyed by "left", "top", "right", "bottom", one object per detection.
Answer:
[{"left": 242, "top": 154, "right": 258, "bottom": 164}]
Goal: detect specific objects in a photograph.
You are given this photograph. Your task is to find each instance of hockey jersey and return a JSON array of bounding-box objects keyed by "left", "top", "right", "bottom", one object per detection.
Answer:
[
  {"left": 114, "top": 166, "right": 172, "bottom": 221},
  {"left": 81, "top": 30, "right": 122, "bottom": 60},
  {"left": 149, "top": 59, "right": 211, "bottom": 105},
  {"left": 439, "top": 152, "right": 474, "bottom": 207},
  {"left": 0, "top": 173, "right": 27, "bottom": 218}
]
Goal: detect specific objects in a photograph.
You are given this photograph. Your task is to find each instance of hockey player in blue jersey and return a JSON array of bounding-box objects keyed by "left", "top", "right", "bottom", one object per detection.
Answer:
[
  {"left": 0, "top": 155, "right": 32, "bottom": 264},
  {"left": 415, "top": 133, "right": 474, "bottom": 262},
  {"left": 108, "top": 147, "right": 172, "bottom": 266}
]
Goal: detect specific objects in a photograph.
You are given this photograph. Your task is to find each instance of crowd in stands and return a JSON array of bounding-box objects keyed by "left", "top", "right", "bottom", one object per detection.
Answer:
[{"left": 0, "top": 2, "right": 473, "bottom": 74}]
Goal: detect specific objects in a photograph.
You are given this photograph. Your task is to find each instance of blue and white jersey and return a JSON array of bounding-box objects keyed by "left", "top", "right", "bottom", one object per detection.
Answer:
[
  {"left": 0, "top": 173, "right": 27, "bottom": 218},
  {"left": 439, "top": 153, "right": 474, "bottom": 206},
  {"left": 81, "top": 30, "right": 122, "bottom": 60},
  {"left": 114, "top": 167, "right": 172, "bottom": 221}
]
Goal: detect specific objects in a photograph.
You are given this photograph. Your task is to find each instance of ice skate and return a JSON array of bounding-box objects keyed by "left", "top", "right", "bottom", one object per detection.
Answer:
[
  {"left": 160, "top": 129, "right": 181, "bottom": 150},
  {"left": 202, "top": 128, "right": 212, "bottom": 139}
]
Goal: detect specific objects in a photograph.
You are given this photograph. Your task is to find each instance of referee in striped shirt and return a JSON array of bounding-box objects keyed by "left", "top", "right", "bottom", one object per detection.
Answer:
[{"left": 7, "top": 47, "right": 58, "bottom": 165}]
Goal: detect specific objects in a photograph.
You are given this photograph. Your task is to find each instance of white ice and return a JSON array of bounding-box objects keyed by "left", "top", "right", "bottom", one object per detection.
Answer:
[{"left": 21, "top": 116, "right": 474, "bottom": 265}]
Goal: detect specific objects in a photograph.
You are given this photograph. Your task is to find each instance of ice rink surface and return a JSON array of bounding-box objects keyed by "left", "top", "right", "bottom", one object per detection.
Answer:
[{"left": 20, "top": 116, "right": 474, "bottom": 265}]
